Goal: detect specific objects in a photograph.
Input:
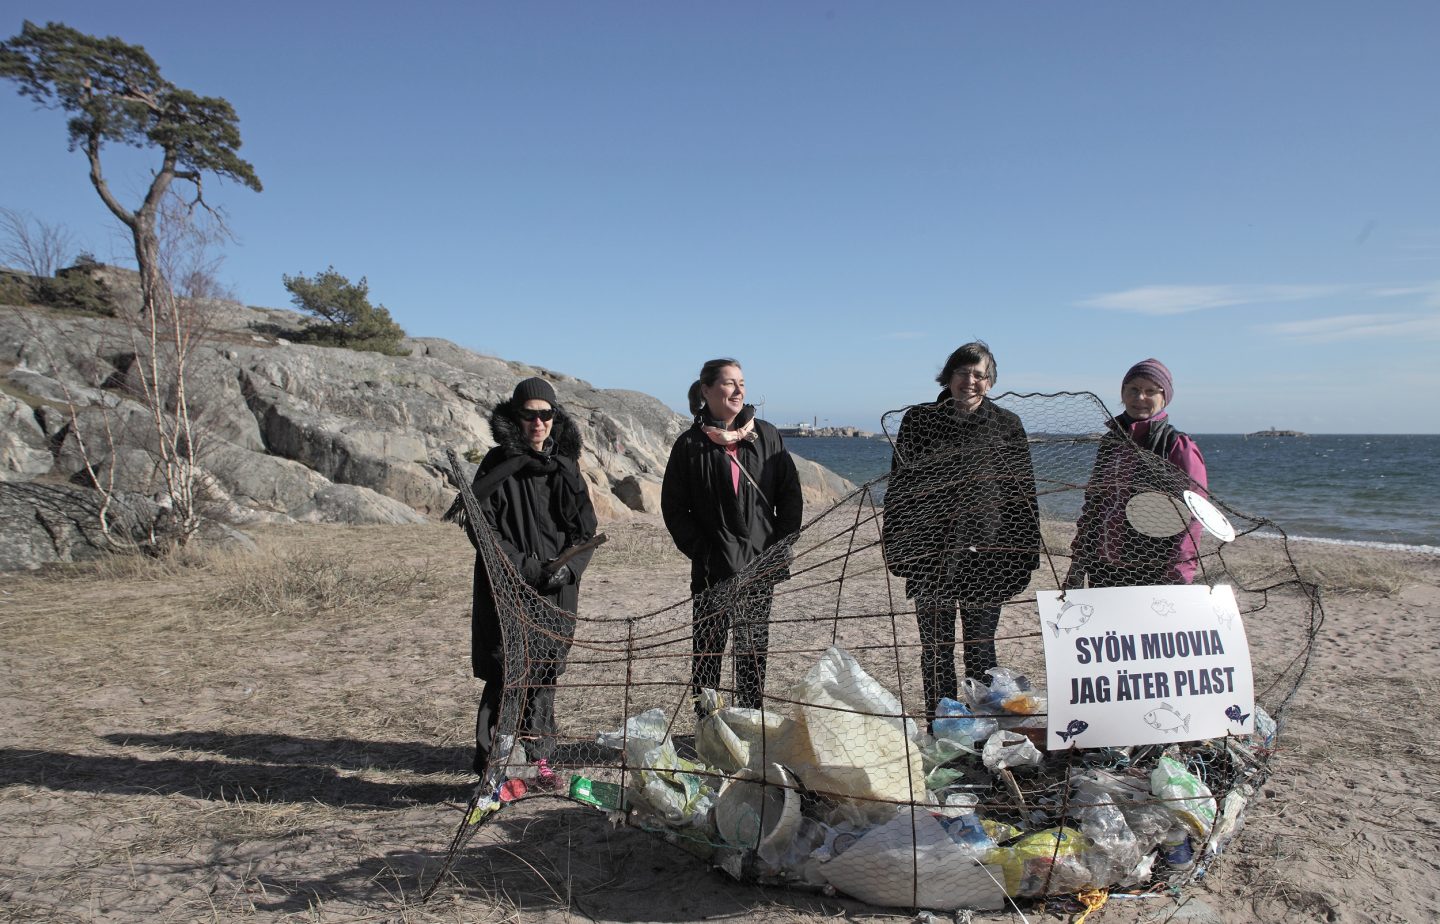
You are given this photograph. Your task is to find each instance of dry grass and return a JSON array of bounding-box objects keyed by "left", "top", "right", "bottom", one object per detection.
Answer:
[
  {"left": 4, "top": 516, "right": 1436, "bottom": 923},
  {"left": 0, "top": 520, "right": 870, "bottom": 924}
]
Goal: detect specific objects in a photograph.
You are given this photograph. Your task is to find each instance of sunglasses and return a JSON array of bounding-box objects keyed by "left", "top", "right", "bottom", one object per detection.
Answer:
[{"left": 516, "top": 408, "right": 554, "bottom": 422}]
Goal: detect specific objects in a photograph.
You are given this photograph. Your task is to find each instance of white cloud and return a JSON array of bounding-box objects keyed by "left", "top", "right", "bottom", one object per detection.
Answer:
[
  {"left": 1078, "top": 284, "right": 1341, "bottom": 315},
  {"left": 1265, "top": 311, "right": 1440, "bottom": 343}
]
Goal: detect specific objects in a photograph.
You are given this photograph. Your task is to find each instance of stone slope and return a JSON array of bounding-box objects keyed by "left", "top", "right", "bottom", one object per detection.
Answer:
[{"left": 0, "top": 296, "right": 855, "bottom": 568}]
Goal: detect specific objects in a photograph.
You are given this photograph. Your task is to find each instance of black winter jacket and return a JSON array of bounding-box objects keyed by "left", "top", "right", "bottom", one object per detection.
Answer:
[
  {"left": 882, "top": 393, "right": 1041, "bottom": 603},
  {"left": 468, "top": 400, "right": 597, "bottom": 680},
  {"left": 661, "top": 414, "right": 804, "bottom": 593}
]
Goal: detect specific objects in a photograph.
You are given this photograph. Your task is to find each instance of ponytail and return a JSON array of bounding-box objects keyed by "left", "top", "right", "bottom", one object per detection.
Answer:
[{"left": 689, "top": 357, "right": 741, "bottom": 418}]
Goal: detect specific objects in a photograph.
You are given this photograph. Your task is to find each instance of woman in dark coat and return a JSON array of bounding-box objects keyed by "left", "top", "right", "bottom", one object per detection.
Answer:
[
  {"left": 882, "top": 341, "right": 1041, "bottom": 725},
  {"left": 661, "top": 358, "right": 803, "bottom": 710},
  {"left": 466, "top": 377, "right": 597, "bottom": 773}
]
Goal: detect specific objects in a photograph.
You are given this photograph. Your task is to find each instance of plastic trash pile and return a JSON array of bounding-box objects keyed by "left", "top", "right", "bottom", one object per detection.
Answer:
[{"left": 525, "top": 646, "right": 1273, "bottom": 911}]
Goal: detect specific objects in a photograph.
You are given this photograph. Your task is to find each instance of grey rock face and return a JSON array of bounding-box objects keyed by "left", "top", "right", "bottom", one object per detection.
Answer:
[
  {"left": 0, "top": 481, "right": 159, "bottom": 570},
  {"left": 0, "top": 300, "right": 854, "bottom": 570},
  {"left": 1, "top": 394, "right": 53, "bottom": 481}
]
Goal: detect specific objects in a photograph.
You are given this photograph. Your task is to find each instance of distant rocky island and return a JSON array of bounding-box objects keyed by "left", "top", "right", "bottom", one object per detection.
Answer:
[
  {"left": 777, "top": 425, "right": 877, "bottom": 438},
  {"left": 1246, "top": 427, "right": 1308, "bottom": 438}
]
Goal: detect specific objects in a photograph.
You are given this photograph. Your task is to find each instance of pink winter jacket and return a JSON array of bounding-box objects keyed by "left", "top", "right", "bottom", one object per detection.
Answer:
[{"left": 1071, "top": 412, "right": 1209, "bottom": 584}]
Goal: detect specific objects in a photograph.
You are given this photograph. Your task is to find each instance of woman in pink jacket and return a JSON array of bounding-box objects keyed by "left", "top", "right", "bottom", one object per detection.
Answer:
[{"left": 1066, "top": 359, "right": 1208, "bottom": 588}]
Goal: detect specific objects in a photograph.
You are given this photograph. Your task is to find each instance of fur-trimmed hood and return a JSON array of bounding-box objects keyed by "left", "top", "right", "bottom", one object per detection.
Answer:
[{"left": 489, "top": 398, "right": 583, "bottom": 461}]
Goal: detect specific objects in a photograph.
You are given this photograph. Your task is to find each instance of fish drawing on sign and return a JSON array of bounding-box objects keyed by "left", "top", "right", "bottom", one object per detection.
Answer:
[
  {"left": 1056, "top": 719, "right": 1089, "bottom": 743},
  {"left": 1151, "top": 598, "right": 1177, "bottom": 617},
  {"left": 1047, "top": 601, "right": 1095, "bottom": 637},
  {"left": 1143, "top": 702, "right": 1191, "bottom": 734},
  {"left": 1225, "top": 704, "right": 1251, "bottom": 725}
]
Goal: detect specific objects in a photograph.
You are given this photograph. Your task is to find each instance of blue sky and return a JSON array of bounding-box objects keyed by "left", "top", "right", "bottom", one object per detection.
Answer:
[{"left": 4, "top": 2, "right": 1438, "bottom": 433}]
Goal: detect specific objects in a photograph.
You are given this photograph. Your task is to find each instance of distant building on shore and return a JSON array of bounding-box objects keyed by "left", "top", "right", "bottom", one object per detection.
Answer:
[{"left": 778, "top": 420, "right": 876, "bottom": 439}]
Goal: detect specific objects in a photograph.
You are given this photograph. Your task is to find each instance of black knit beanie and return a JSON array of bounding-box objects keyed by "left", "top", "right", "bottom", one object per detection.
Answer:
[{"left": 511, "top": 376, "right": 557, "bottom": 406}]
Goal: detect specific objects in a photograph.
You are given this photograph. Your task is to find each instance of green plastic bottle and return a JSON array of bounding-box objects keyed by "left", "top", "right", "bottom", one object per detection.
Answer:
[{"left": 568, "top": 775, "right": 625, "bottom": 810}]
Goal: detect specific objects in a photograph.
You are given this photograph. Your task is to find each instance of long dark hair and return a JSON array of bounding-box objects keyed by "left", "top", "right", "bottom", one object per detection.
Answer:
[
  {"left": 687, "top": 358, "right": 741, "bottom": 416},
  {"left": 936, "top": 340, "right": 997, "bottom": 388}
]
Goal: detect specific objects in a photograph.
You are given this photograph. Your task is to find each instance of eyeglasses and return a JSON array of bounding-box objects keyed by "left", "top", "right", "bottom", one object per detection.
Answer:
[
  {"left": 951, "top": 369, "right": 991, "bottom": 382},
  {"left": 517, "top": 408, "right": 554, "bottom": 422}
]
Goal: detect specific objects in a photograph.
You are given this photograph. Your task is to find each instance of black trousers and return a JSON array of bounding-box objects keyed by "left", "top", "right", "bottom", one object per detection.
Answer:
[
  {"left": 691, "top": 582, "right": 773, "bottom": 710},
  {"left": 913, "top": 595, "right": 1002, "bottom": 722},
  {"left": 474, "top": 599, "right": 574, "bottom": 772}
]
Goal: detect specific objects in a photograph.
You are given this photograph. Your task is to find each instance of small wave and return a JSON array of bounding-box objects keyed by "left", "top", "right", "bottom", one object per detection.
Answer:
[{"left": 1249, "top": 530, "right": 1440, "bottom": 556}]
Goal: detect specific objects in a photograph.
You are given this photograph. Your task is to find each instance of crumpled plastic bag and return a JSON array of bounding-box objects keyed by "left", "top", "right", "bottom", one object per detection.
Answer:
[
  {"left": 776, "top": 647, "right": 926, "bottom": 822},
  {"left": 984, "top": 827, "right": 1095, "bottom": 897},
  {"left": 819, "top": 808, "right": 1006, "bottom": 910},
  {"left": 962, "top": 668, "right": 1048, "bottom": 728},
  {"left": 981, "top": 730, "right": 1042, "bottom": 771},
  {"left": 933, "top": 697, "right": 999, "bottom": 745},
  {"left": 695, "top": 687, "right": 792, "bottom": 775},
  {"left": 1071, "top": 773, "right": 1146, "bottom": 886},
  {"left": 596, "top": 708, "right": 714, "bottom": 825},
  {"left": 1150, "top": 754, "right": 1217, "bottom": 839},
  {"left": 1073, "top": 768, "right": 1173, "bottom": 849}
]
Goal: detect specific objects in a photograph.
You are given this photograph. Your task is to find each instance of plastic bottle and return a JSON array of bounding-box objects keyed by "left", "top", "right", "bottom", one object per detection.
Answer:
[
  {"left": 569, "top": 775, "right": 625, "bottom": 809},
  {"left": 1162, "top": 828, "right": 1195, "bottom": 871}
]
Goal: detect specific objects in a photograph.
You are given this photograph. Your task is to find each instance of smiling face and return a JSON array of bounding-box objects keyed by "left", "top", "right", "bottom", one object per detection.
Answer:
[
  {"left": 701, "top": 364, "right": 745, "bottom": 424},
  {"left": 519, "top": 398, "right": 554, "bottom": 450},
  {"left": 946, "top": 360, "right": 993, "bottom": 413},
  {"left": 1122, "top": 375, "right": 1167, "bottom": 420}
]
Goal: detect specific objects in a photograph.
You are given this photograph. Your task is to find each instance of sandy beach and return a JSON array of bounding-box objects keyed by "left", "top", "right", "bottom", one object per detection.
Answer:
[{"left": 1, "top": 516, "right": 1436, "bottom": 923}]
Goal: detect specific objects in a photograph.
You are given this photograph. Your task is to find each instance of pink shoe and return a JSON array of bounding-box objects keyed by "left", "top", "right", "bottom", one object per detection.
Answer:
[{"left": 534, "top": 758, "right": 559, "bottom": 790}]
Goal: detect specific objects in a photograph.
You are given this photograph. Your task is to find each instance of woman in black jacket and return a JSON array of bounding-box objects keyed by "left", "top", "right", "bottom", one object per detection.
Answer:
[
  {"left": 466, "top": 377, "right": 597, "bottom": 772},
  {"left": 882, "top": 342, "right": 1041, "bottom": 725},
  {"left": 661, "top": 358, "right": 803, "bottom": 710}
]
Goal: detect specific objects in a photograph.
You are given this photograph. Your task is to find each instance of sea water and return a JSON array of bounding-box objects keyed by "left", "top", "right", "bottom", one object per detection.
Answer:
[{"left": 787, "top": 433, "right": 1440, "bottom": 553}]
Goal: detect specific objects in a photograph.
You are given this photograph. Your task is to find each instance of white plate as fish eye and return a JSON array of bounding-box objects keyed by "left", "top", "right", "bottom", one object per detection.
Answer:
[
  {"left": 1185, "top": 490, "right": 1236, "bottom": 542},
  {"left": 1125, "top": 491, "right": 1191, "bottom": 538}
]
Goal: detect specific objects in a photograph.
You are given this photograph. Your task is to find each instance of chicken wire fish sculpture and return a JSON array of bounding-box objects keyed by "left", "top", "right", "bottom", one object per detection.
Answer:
[{"left": 426, "top": 393, "right": 1322, "bottom": 911}]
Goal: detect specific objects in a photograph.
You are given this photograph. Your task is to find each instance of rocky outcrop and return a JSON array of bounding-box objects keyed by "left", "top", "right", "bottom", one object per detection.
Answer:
[{"left": 0, "top": 291, "right": 855, "bottom": 570}]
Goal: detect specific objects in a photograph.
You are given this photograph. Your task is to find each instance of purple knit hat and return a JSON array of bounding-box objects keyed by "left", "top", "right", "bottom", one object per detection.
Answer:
[{"left": 1123, "top": 359, "right": 1173, "bottom": 403}]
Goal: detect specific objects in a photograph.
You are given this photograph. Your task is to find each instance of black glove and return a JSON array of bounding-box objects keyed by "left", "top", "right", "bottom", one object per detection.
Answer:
[
  {"left": 541, "top": 564, "right": 573, "bottom": 592},
  {"left": 521, "top": 555, "right": 546, "bottom": 587}
]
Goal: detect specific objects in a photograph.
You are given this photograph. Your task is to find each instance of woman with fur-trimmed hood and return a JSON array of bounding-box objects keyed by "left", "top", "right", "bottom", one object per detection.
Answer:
[{"left": 463, "top": 377, "right": 597, "bottom": 773}]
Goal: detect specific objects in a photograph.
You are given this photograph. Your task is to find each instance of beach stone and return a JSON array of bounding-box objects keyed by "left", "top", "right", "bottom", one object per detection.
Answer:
[
  {"left": 0, "top": 394, "right": 53, "bottom": 481},
  {"left": 612, "top": 474, "right": 663, "bottom": 513}
]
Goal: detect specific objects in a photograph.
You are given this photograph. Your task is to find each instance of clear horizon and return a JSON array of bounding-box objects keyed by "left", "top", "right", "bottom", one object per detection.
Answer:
[{"left": 4, "top": 3, "right": 1438, "bottom": 435}]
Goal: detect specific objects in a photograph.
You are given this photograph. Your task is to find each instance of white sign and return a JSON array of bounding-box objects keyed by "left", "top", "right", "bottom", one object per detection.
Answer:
[{"left": 1037, "top": 585, "right": 1255, "bottom": 750}]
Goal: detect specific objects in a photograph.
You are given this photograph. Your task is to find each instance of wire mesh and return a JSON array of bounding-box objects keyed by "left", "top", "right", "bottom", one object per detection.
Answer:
[{"left": 427, "top": 392, "right": 1322, "bottom": 910}]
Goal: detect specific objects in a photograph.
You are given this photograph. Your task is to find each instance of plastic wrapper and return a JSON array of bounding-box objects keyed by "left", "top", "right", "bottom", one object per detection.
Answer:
[
  {"left": 1071, "top": 774, "right": 1144, "bottom": 885},
  {"left": 695, "top": 687, "right": 792, "bottom": 775},
  {"left": 1206, "top": 786, "right": 1250, "bottom": 855},
  {"left": 983, "top": 827, "right": 1096, "bottom": 897},
  {"left": 980, "top": 729, "right": 1042, "bottom": 771},
  {"left": 933, "top": 697, "right": 999, "bottom": 745},
  {"left": 818, "top": 808, "right": 1006, "bottom": 910},
  {"left": 595, "top": 708, "right": 715, "bottom": 825},
  {"left": 775, "top": 647, "right": 927, "bottom": 822},
  {"left": 961, "top": 669, "right": 1047, "bottom": 729},
  {"left": 1252, "top": 705, "right": 1278, "bottom": 747},
  {"left": 1072, "top": 768, "right": 1173, "bottom": 849},
  {"left": 1150, "top": 755, "right": 1217, "bottom": 839},
  {"left": 714, "top": 763, "right": 802, "bottom": 867}
]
